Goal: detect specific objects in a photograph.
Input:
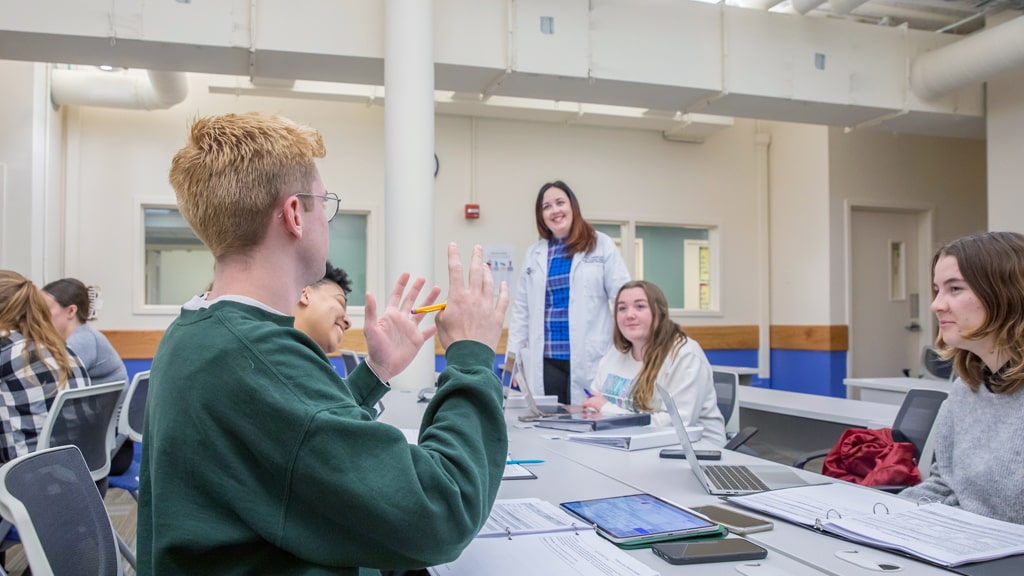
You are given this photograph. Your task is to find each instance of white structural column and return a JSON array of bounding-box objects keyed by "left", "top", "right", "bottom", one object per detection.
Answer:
[
  {"left": 985, "top": 11, "right": 1024, "bottom": 234},
  {"left": 385, "top": 0, "right": 436, "bottom": 390},
  {"left": 755, "top": 130, "right": 772, "bottom": 381}
]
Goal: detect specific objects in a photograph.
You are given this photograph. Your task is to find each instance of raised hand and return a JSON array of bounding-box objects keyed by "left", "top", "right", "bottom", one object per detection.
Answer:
[
  {"left": 363, "top": 273, "right": 442, "bottom": 383},
  {"left": 435, "top": 243, "right": 509, "bottom": 351}
]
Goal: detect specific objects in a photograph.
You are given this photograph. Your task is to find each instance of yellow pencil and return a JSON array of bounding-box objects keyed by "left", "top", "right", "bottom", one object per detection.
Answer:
[{"left": 411, "top": 303, "right": 446, "bottom": 315}]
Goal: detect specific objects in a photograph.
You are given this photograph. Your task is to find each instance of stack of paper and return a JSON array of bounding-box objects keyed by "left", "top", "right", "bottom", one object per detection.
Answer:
[
  {"left": 532, "top": 411, "right": 651, "bottom": 433},
  {"left": 428, "top": 499, "right": 659, "bottom": 576},
  {"left": 566, "top": 426, "right": 702, "bottom": 452},
  {"left": 728, "top": 483, "right": 1024, "bottom": 567}
]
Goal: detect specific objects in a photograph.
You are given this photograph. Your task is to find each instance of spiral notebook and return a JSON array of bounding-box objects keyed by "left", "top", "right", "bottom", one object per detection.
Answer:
[
  {"left": 427, "top": 498, "right": 658, "bottom": 576},
  {"left": 726, "top": 483, "right": 1024, "bottom": 568}
]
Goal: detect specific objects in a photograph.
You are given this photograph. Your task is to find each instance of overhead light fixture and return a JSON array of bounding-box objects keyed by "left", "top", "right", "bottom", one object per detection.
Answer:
[{"left": 206, "top": 78, "right": 733, "bottom": 141}]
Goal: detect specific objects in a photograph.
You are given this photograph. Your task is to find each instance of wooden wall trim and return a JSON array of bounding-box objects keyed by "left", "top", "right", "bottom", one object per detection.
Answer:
[
  {"left": 106, "top": 325, "right": 765, "bottom": 360},
  {"left": 770, "top": 324, "right": 848, "bottom": 352},
  {"left": 109, "top": 324, "right": 843, "bottom": 359},
  {"left": 103, "top": 330, "right": 166, "bottom": 360},
  {"left": 682, "top": 325, "right": 759, "bottom": 351}
]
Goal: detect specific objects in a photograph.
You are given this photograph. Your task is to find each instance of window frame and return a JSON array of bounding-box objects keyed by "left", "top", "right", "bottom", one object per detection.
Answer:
[
  {"left": 632, "top": 220, "right": 723, "bottom": 318},
  {"left": 134, "top": 198, "right": 378, "bottom": 320},
  {"left": 134, "top": 198, "right": 200, "bottom": 316}
]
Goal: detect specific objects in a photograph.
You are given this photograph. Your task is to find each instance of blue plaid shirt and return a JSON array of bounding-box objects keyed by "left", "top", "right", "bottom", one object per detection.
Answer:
[
  {"left": 0, "top": 330, "right": 90, "bottom": 462},
  {"left": 544, "top": 238, "right": 572, "bottom": 359}
]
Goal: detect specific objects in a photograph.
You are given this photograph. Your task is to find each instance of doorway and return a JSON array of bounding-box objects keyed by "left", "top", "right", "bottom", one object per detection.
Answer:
[{"left": 848, "top": 206, "right": 932, "bottom": 378}]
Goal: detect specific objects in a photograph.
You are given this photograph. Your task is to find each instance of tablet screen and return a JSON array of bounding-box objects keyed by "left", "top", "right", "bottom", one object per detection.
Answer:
[{"left": 559, "top": 494, "right": 716, "bottom": 542}]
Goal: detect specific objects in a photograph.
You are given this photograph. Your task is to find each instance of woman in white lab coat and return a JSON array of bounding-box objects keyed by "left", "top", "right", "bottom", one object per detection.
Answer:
[{"left": 507, "top": 180, "right": 630, "bottom": 405}]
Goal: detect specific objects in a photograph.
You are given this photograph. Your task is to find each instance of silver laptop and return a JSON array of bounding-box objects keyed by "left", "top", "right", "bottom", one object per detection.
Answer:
[
  {"left": 657, "top": 384, "right": 808, "bottom": 495},
  {"left": 512, "top": 351, "right": 572, "bottom": 418}
]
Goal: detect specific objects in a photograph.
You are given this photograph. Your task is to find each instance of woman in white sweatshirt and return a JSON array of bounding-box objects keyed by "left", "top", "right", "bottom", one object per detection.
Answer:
[{"left": 582, "top": 280, "right": 725, "bottom": 447}]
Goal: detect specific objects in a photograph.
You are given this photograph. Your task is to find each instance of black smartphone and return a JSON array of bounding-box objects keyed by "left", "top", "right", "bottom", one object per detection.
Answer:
[
  {"left": 659, "top": 448, "right": 722, "bottom": 460},
  {"left": 691, "top": 504, "right": 774, "bottom": 535},
  {"left": 652, "top": 538, "right": 767, "bottom": 565}
]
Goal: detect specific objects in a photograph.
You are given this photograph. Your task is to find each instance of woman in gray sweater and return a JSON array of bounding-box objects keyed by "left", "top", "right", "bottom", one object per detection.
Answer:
[
  {"left": 901, "top": 232, "right": 1024, "bottom": 525},
  {"left": 42, "top": 278, "right": 127, "bottom": 385}
]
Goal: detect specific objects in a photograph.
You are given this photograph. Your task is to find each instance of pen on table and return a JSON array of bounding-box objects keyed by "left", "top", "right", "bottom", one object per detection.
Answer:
[
  {"left": 410, "top": 303, "right": 446, "bottom": 315},
  {"left": 506, "top": 459, "right": 545, "bottom": 465}
]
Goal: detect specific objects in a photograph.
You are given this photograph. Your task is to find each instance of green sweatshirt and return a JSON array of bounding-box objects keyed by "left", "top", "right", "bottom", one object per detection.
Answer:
[{"left": 138, "top": 300, "right": 507, "bottom": 575}]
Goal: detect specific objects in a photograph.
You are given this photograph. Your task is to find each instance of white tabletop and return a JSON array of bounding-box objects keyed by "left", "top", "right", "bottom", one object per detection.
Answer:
[
  {"left": 383, "top": 390, "right": 958, "bottom": 575},
  {"left": 514, "top": 414, "right": 951, "bottom": 576},
  {"left": 712, "top": 365, "right": 759, "bottom": 375},
  {"left": 844, "top": 377, "right": 954, "bottom": 393},
  {"left": 383, "top": 392, "right": 827, "bottom": 575},
  {"left": 738, "top": 385, "right": 898, "bottom": 428}
]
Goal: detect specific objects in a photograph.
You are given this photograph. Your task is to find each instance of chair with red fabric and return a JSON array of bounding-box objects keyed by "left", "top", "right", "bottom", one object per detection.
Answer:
[{"left": 792, "top": 388, "right": 948, "bottom": 492}]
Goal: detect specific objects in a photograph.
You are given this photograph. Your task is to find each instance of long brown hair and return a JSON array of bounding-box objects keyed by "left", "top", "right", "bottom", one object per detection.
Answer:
[
  {"left": 612, "top": 280, "right": 687, "bottom": 411},
  {"left": 534, "top": 181, "right": 597, "bottom": 256},
  {"left": 0, "top": 271, "right": 76, "bottom": 389},
  {"left": 932, "top": 231, "right": 1024, "bottom": 394},
  {"left": 42, "top": 278, "right": 92, "bottom": 324}
]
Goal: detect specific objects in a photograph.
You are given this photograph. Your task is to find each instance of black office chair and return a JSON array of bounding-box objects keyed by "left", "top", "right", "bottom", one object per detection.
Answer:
[
  {"left": 340, "top": 350, "right": 360, "bottom": 376},
  {"left": 33, "top": 381, "right": 137, "bottom": 569},
  {"left": 712, "top": 370, "right": 739, "bottom": 436},
  {"left": 711, "top": 370, "right": 758, "bottom": 453},
  {"left": 793, "top": 388, "right": 948, "bottom": 490},
  {"left": 0, "top": 446, "right": 123, "bottom": 576},
  {"left": 920, "top": 346, "right": 954, "bottom": 381}
]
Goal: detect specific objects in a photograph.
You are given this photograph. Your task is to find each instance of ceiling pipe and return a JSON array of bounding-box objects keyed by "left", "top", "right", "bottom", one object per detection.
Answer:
[
  {"left": 742, "top": 0, "right": 787, "bottom": 10},
  {"left": 51, "top": 68, "right": 188, "bottom": 110},
  {"left": 828, "top": 0, "right": 870, "bottom": 15},
  {"left": 791, "top": 0, "right": 827, "bottom": 15},
  {"left": 910, "top": 15, "right": 1024, "bottom": 101}
]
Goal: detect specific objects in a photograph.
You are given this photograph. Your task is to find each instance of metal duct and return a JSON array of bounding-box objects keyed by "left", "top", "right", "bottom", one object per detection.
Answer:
[
  {"left": 791, "top": 0, "right": 827, "bottom": 15},
  {"left": 828, "top": 0, "right": 870, "bottom": 15},
  {"left": 911, "top": 15, "right": 1024, "bottom": 101},
  {"left": 51, "top": 68, "right": 188, "bottom": 110}
]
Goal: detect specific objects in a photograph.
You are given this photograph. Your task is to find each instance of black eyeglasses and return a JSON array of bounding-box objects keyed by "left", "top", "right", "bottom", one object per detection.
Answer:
[{"left": 296, "top": 192, "right": 341, "bottom": 223}]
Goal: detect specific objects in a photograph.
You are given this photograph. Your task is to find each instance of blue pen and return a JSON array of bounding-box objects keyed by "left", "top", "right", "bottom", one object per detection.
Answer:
[
  {"left": 583, "top": 388, "right": 594, "bottom": 398},
  {"left": 506, "top": 459, "right": 545, "bottom": 465}
]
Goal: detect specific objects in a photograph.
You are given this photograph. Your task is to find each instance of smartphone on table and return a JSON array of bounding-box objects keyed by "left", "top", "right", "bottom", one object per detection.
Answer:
[
  {"left": 652, "top": 538, "right": 767, "bottom": 565},
  {"left": 659, "top": 448, "right": 722, "bottom": 460},
  {"left": 690, "top": 504, "right": 774, "bottom": 535}
]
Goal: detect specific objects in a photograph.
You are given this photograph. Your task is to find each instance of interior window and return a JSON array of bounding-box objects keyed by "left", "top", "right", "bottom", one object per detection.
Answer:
[
  {"left": 142, "top": 207, "right": 371, "bottom": 308},
  {"left": 635, "top": 224, "right": 717, "bottom": 311},
  {"left": 143, "top": 207, "right": 212, "bottom": 306}
]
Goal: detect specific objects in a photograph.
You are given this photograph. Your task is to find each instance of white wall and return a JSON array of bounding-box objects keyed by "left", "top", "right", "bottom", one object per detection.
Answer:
[
  {"left": 0, "top": 61, "right": 62, "bottom": 281},
  {"left": 987, "top": 67, "right": 1024, "bottom": 234},
  {"left": 765, "top": 120, "right": 832, "bottom": 325},
  {"left": 1, "top": 66, "right": 992, "bottom": 343},
  {"left": 57, "top": 72, "right": 766, "bottom": 331},
  {"left": 828, "top": 128, "right": 987, "bottom": 248}
]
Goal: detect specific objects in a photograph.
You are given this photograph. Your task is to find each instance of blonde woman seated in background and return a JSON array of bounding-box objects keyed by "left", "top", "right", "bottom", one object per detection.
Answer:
[
  {"left": 0, "top": 270, "right": 91, "bottom": 463},
  {"left": 582, "top": 280, "right": 726, "bottom": 447}
]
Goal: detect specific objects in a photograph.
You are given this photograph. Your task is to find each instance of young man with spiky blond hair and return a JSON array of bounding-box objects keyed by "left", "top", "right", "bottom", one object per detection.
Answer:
[{"left": 139, "top": 113, "right": 509, "bottom": 575}]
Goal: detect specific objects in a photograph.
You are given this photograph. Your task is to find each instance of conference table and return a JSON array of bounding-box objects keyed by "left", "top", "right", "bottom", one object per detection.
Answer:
[
  {"left": 381, "top": 389, "right": 960, "bottom": 576},
  {"left": 844, "top": 376, "right": 954, "bottom": 405}
]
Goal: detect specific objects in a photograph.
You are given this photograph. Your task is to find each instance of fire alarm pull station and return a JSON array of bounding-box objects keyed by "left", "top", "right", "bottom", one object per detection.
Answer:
[{"left": 464, "top": 204, "right": 480, "bottom": 219}]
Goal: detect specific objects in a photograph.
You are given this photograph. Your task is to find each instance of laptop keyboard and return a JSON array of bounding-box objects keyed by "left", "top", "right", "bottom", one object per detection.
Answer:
[{"left": 705, "top": 465, "right": 770, "bottom": 492}]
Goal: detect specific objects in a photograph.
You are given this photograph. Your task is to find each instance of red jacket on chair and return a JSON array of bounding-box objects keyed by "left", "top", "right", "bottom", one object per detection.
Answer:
[{"left": 821, "top": 428, "right": 922, "bottom": 486}]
